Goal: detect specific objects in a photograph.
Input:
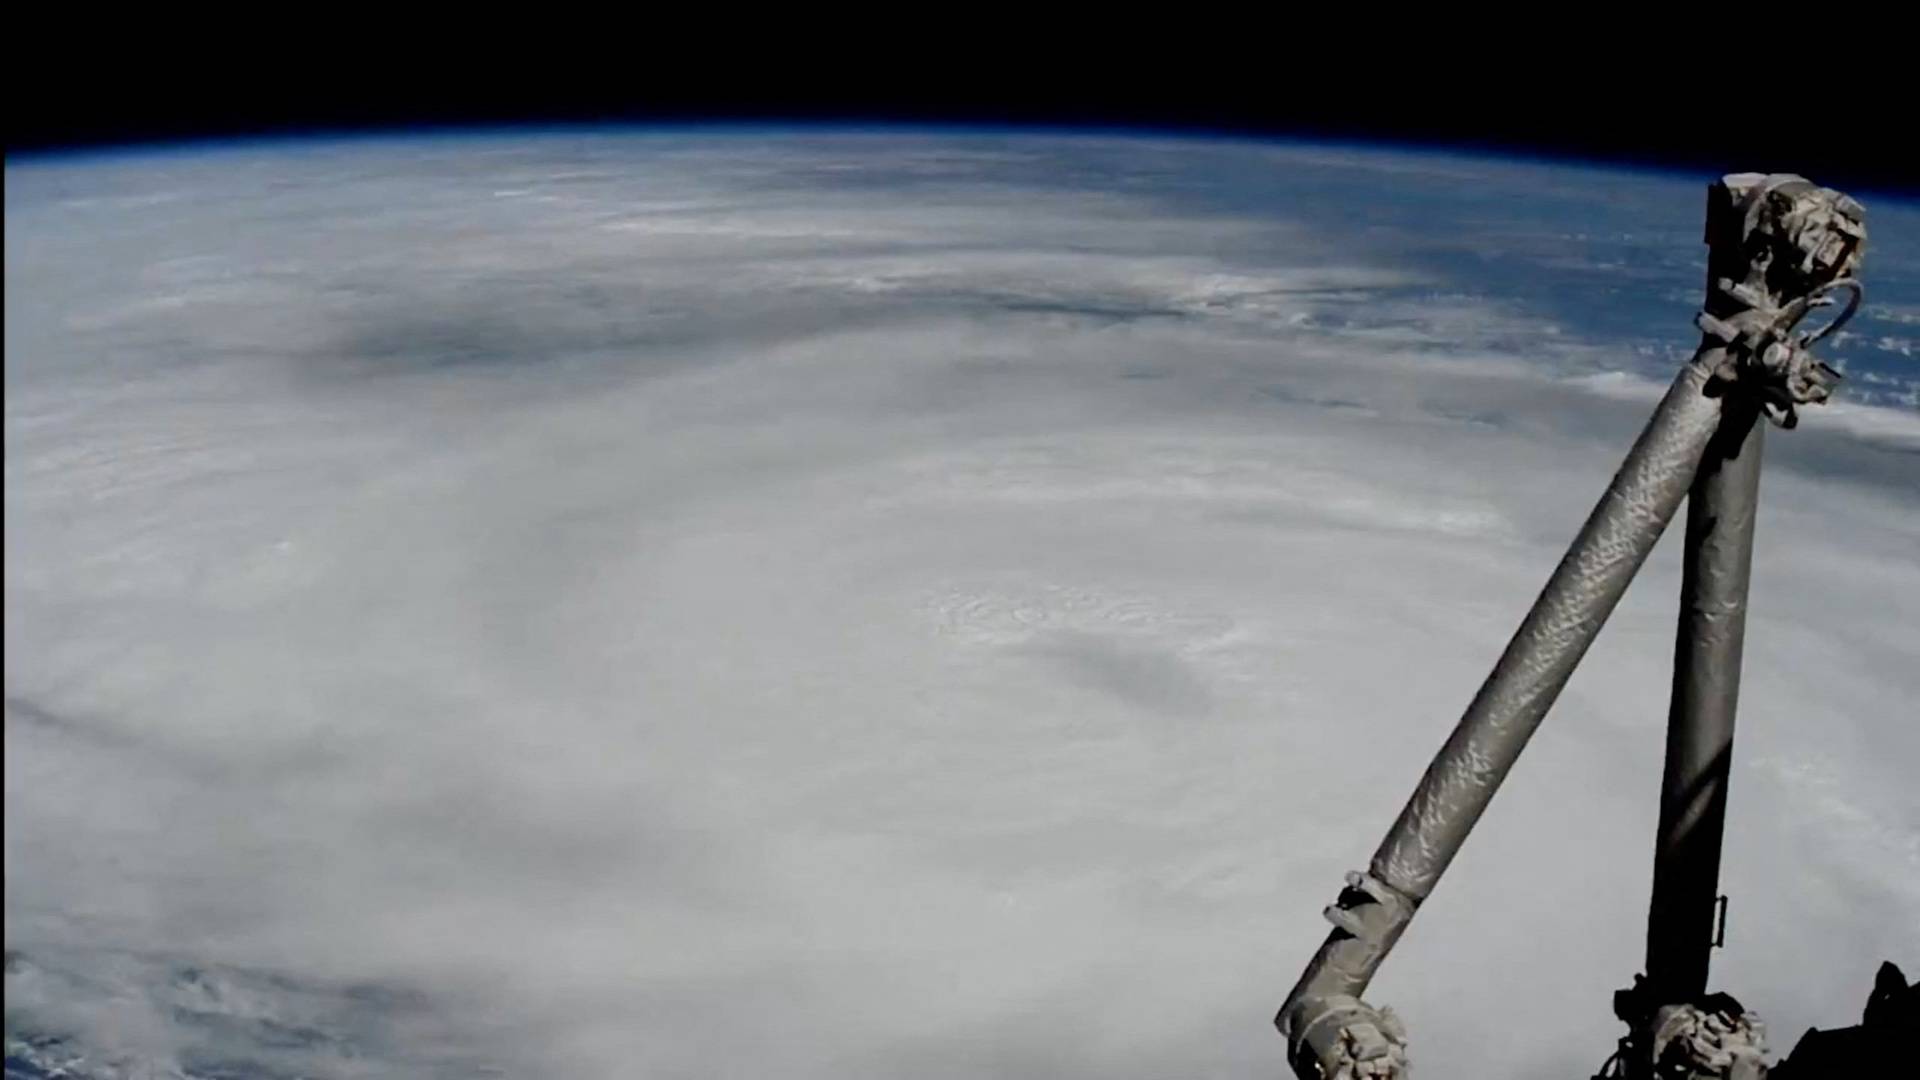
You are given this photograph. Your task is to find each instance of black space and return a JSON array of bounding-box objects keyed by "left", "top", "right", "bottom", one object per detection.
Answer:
[{"left": 8, "top": 36, "right": 1915, "bottom": 196}]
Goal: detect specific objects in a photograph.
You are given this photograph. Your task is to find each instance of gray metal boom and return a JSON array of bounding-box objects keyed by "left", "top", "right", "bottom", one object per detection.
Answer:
[{"left": 1276, "top": 174, "right": 1866, "bottom": 1080}]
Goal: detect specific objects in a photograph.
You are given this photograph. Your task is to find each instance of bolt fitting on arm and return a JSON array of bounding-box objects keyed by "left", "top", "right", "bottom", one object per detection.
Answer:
[{"left": 1284, "top": 993, "right": 1410, "bottom": 1080}]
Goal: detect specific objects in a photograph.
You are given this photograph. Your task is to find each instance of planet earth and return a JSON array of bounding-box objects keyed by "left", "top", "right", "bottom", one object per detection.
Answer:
[{"left": 5, "top": 131, "right": 1917, "bottom": 1078}]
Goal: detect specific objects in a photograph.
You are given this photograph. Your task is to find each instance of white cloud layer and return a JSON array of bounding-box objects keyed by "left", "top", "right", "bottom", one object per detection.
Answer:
[{"left": 6, "top": 134, "right": 1917, "bottom": 1078}]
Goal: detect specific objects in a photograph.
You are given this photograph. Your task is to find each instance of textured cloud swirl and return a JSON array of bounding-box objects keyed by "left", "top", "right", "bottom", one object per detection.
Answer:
[{"left": 6, "top": 134, "right": 1918, "bottom": 1078}]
